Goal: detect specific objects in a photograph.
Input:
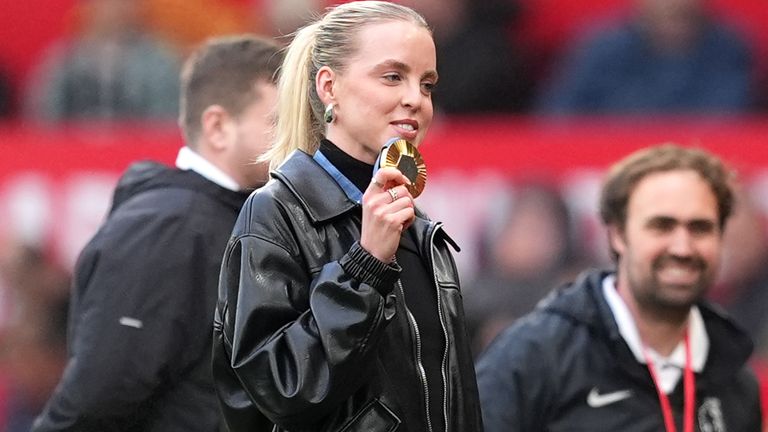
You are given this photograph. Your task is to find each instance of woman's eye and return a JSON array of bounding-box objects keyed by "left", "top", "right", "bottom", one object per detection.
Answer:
[
  {"left": 384, "top": 73, "right": 402, "bottom": 82},
  {"left": 421, "top": 82, "right": 436, "bottom": 94}
]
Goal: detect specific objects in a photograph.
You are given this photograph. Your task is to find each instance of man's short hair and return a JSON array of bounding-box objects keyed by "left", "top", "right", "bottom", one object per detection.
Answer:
[
  {"left": 600, "top": 143, "right": 735, "bottom": 232},
  {"left": 179, "top": 35, "right": 282, "bottom": 145}
]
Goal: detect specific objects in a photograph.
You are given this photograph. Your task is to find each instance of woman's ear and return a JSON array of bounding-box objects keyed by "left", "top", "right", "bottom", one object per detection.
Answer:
[{"left": 316, "top": 65, "right": 335, "bottom": 106}]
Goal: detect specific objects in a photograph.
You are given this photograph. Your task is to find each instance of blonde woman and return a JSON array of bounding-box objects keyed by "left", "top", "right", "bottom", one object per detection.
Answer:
[{"left": 212, "top": 2, "right": 482, "bottom": 431}]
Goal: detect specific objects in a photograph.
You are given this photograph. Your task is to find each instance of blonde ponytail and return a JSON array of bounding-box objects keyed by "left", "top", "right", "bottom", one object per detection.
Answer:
[{"left": 266, "top": 22, "right": 324, "bottom": 170}]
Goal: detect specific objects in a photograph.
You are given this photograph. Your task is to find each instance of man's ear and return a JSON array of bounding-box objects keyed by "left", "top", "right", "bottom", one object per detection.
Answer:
[
  {"left": 200, "top": 105, "right": 232, "bottom": 151},
  {"left": 316, "top": 65, "right": 336, "bottom": 106},
  {"left": 608, "top": 224, "right": 627, "bottom": 257}
]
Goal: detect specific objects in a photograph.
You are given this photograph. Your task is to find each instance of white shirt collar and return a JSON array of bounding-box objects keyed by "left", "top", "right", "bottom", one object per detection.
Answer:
[
  {"left": 175, "top": 146, "right": 240, "bottom": 191},
  {"left": 602, "top": 274, "right": 709, "bottom": 393}
]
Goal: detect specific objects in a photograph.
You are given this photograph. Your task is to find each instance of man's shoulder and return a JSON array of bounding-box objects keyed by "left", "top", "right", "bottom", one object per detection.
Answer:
[
  {"left": 488, "top": 296, "right": 590, "bottom": 357},
  {"left": 111, "top": 178, "right": 198, "bottom": 220},
  {"left": 98, "top": 174, "right": 240, "bottom": 250},
  {"left": 487, "top": 270, "right": 611, "bottom": 353},
  {"left": 539, "top": 269, "right": 609, "bottom": 319},
  {"left": 116, "top": 166, "right": 239, "bottom": 212}
]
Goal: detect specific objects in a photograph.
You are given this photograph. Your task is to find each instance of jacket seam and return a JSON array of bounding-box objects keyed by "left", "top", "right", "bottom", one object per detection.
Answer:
[{"left": 356, "top": 295, "right": 386, "bottom": 354}]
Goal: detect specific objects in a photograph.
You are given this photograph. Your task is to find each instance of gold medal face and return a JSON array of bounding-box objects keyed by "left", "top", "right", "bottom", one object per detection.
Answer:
[{"left": 379, "top": 139, "right": 427, "bottom": 198}]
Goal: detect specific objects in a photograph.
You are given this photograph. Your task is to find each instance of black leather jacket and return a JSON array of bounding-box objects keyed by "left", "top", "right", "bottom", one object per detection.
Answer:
[{"left": 212, "top": 150, "right": 482, "bottom": 432}]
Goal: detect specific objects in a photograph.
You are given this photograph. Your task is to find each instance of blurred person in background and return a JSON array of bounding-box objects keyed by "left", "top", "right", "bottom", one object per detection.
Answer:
[
  {"left": 710, "top": 186, "right": 768, "bottom": 352},
  {"left": 31, "top": 34, "right": 282, "bottom": 431},
  {"left": 260, "top": 0, "right": 324, "bottom": 38},
  {"left": 709, "top": 186, "right": 768, "bottom": 417},
  {"left": 142, "top": 0, "right": 255, "bottom": 55},
  {"left": 141, "top": 0, "right": 322, "bottom": 51},
  {"left": 24, "top": 0, "right": 181, "bottom": 123},
  {"left": 0, "top": 67, "right": 12, "bottom": 117},
  {"left": 536, "top": 0, "right": 755, "bottom": 115},
  {"left": 0, "top": 243, "right": 69, "bottom": 432},
  {"left": 476, "top": 144, "right": 762, "bottom": 431},
  {"left": 402, "top": 0, "right": 533, "bottom": 113},
  {"left": 463, "top": 182, "right": 582, "bottom": 356}
]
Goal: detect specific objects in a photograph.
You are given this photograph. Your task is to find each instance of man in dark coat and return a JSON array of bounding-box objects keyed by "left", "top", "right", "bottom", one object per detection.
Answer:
[
  {"left": 477, "top": 144, "right": 763, "bottom": 431},
  {"left": 31, "top": 35, "right": 282, "bottom": 431}
]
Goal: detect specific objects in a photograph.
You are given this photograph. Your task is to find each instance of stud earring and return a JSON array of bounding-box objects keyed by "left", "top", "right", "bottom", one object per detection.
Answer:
[{"left": 324, "top": 103, "right": 335, "bottom": 124}]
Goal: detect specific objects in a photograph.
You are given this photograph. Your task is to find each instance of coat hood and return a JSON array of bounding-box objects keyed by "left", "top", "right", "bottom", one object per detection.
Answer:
[
  {"left": 540, "top": 268, "right": 755, "bottom": 383},
  {"left": 109, "top": 160, "right": 249, "bottom": 216}
]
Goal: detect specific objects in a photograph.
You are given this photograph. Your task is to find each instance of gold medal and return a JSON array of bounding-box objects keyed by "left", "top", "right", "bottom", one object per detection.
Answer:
[{"left": 377, "top": 138, "right": 427, "bottom": 198}]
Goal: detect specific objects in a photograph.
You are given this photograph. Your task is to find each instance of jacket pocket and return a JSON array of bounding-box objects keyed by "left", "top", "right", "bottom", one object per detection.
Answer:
[{"left": 339, "top": 399, "right": 400, "bottom": 432}]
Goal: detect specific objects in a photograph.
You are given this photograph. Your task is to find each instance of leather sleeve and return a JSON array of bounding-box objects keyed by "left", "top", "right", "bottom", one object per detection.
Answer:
[{"left": 215, "top": 231, "right": 399, "bottom": 430}]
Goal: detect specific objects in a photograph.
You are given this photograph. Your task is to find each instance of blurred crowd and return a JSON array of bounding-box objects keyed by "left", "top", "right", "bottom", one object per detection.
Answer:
[
  {"left": 1, "top": 0, "right": 767, "bottom": 429},
  {"left": 0, "top": 244, "right": 69, "bottom": 431},
  {"left": 0, "top": 0, "right": 766, "bottom": 122}
]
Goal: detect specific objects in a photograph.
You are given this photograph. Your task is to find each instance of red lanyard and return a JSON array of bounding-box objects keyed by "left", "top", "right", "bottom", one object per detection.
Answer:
[{"left": 643, "top": 332, "right": 695, "bottom": 432}]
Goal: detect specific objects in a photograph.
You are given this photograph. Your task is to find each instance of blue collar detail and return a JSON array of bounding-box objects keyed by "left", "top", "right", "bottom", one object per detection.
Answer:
[{"left": 312, "top": 150, "right": 363, "bottom": 204}]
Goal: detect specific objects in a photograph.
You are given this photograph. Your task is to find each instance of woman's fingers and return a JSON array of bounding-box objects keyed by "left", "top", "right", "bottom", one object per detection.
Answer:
[
  {"left": 360, "top": 169, "right": 416, "bottom": 262},
  {"left": 368, "top": 167, "right": 411, "bottom": 192}
]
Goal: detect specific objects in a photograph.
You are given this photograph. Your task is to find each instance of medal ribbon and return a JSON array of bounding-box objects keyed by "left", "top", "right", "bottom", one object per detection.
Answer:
[{"left": 643, "top": 332, "right": 695, "bottom": 432}]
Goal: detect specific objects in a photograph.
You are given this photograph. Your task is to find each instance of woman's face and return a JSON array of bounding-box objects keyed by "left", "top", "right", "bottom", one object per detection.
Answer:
[{"left": 325, "top": 19, "right": 437, "bottom": 164}]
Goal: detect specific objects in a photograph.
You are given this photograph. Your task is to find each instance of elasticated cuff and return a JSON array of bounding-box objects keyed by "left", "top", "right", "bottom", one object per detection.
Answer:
[{"left": 339, "top": 242, "right": 401, "bottom": 295}]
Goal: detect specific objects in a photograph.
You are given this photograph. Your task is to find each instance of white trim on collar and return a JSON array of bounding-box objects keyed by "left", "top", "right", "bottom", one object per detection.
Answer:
[
  {"left": 602, "top": 274, "right": 709, "bottom": 393},
  {"left": 175, "top": 146, "right": 240, "bottom": 191}
]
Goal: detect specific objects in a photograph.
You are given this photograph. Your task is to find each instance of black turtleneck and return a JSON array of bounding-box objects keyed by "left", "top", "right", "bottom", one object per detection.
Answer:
[
  {"left": 319, "top": 138, "right": 446, "bottom": 432},
  {"left": 319, "top": 139, "right": 374, "bottom": 193}
]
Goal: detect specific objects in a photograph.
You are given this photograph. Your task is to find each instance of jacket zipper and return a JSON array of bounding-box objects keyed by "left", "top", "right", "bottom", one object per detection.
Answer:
[
  {"left": 395, "top": 265, "right": 435, "bottom": 432},
  {"left": 394, "top": 220, "right": 452, "bottom": 432},
  {"left": 428, "top": 222, "right": 451, "bottom": 432}
]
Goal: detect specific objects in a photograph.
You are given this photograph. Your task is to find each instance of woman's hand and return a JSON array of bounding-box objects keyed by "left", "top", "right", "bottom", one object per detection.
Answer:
[{"left": 360, "top": 167, "right": 415, "bottom": 263}]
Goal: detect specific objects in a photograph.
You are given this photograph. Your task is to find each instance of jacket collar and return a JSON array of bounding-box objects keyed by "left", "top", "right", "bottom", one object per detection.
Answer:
[
  {"left": 112, "top": 160, "right": 250, "bottom": 215},
  {"left": 272, "top": 150, "right": 461, "bottom": 254},
  {"left": 176, "top": 146, "right": 241, "bottom": 192},
  {"left": 543, "top": 269, "right": 754, "bottom": 383},
  {"left": 601, "top": 274, "right": 709, "bottom": 373},
  {"left": 272, "top": 150, "right": 358, "bottom": 224}
]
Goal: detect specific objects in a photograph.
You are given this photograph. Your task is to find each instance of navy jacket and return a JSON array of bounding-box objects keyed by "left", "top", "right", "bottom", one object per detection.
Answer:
[
  {"left": 33, "top": 161, "right": 249, "bottom": 431},
  {"left": 476, "top": 269, "right": 762, "bottom": 432}
]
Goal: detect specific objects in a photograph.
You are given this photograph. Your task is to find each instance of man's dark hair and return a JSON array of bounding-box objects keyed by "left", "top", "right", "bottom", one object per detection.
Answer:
[{"left": 179, "top": 35, "right": 282, "bottom": 145}]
